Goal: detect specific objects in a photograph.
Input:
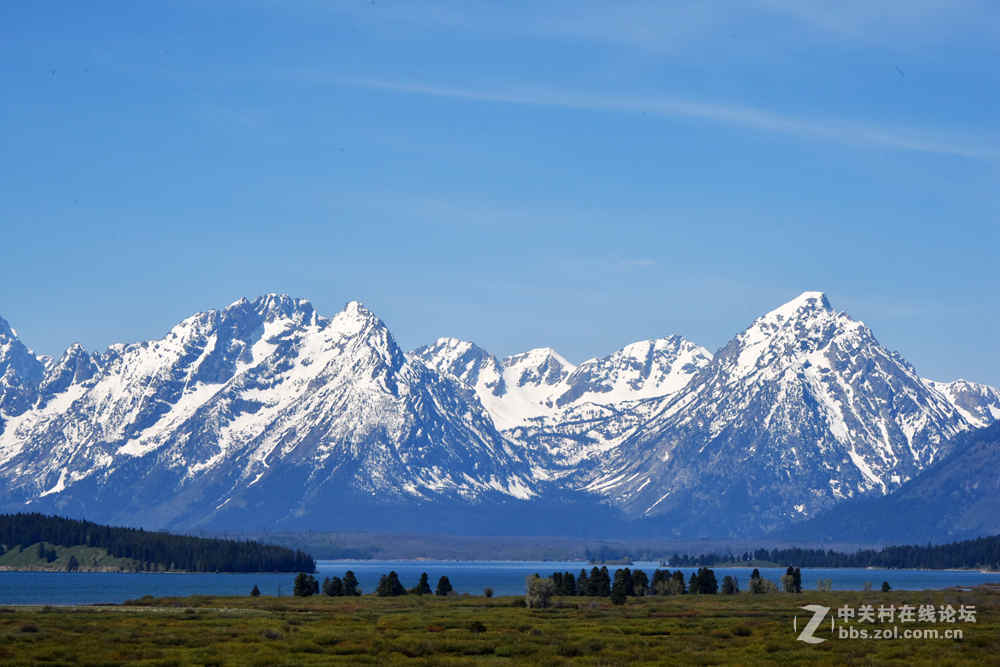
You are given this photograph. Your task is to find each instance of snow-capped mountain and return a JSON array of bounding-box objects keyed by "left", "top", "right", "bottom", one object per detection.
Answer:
[
  {"left": 923, "top": 378, "right": 1000, "bottom": 429},
  {"left": 0, "top": 316, "right": 46, "bottom": 417},
  {"left": 787, "top": 420, "right": 1000, "bottom": 543},
  {"left": 568, "top": 291, "right": 992, "bottom": 535},
  {"left": 411, "top": 339, "right": 575, "bottom": 430},
  {"left": 413, "top": 335, "right": 713, "bottom": 475},
  {"left": 0, "top": 296, "right": 535, "bottom": 529},
  {"left": 1, "top": 291, "right": 997, "bottom": 536},
  {"left": 414, "top": 336, "right": 711, "bottom": 430}
]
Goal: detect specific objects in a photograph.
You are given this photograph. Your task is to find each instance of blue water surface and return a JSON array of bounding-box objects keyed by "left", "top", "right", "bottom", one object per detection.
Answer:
[{"left": 1, "top": 560, "right": 997, "bottom": 605}]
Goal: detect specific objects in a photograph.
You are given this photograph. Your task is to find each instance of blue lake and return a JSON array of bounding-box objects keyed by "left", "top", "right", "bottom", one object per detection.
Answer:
[{"left": 1, "top": 561, "right": 997, "bottom": 605}]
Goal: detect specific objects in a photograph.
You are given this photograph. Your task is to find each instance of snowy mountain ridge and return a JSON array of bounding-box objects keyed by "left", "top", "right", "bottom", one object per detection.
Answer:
[{"left": 1, "top": 291, "right": 997, "bottom": 535}]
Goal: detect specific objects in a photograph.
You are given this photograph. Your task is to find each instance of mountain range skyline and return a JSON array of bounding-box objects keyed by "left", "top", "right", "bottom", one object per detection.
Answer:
[
  {"left": 4, "top": 290, "right": 997, "bottom": 394},
  {"left": 2, "top": 289, "right": 997, "bottom": 539}
]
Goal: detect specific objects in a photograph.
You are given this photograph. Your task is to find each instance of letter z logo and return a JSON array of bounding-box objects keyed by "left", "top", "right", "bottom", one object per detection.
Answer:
[{"left": 796, "top": 604, "right": 831, "bottom": 644}]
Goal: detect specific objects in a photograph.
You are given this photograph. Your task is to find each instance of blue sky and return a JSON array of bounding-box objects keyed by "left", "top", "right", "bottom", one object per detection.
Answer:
[{"left": 2, "top": 1, "right": 998, "bottom": 384}]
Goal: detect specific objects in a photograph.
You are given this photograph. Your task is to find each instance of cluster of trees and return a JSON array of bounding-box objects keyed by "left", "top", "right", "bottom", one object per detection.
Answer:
[
  {"left": 667, "top": 534, "right": 1000, "bottom": 570},
  {"left": 530, "top": 567, "right": 736, "bottom": 607},
  {"left": 373, "top": 571, "right": 453, "bottom": 597},
  {"left": 536, "top": 566, "right": 736, "bottom": 605},
  {"left": 746, "top": 567, "right": 801, "bottom": 593},
  {"left": 535, "top": 565, "right": 838, "bottom": 604},
  {"left": 292, "top": 571, "right": 361, "bottom": 597},
  {"left": 0, "top": 513, "right": 315, "bottom": 573},
  {"left": 291, "top": 571, "right": 455, "bottom": 598}
]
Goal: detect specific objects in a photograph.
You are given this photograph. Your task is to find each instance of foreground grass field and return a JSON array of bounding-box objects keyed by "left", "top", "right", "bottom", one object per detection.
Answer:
[{"left": 1, "top": 586, "right": 997, "bottom": 665}]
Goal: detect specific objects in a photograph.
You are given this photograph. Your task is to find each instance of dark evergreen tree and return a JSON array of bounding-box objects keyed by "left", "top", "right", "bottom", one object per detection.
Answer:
[
  {"left": 376, "top": 571, "right": 406, "bottom": 596},
  {"left": 610, "top": 577, "right": 627, "bottom": 605},
  {"left": 721, "top": 575, "right": 738, "bottom": 594},
  {"left": 672, "top": 570, "right": 687, "bottom": 595},
  {"left": 414, "top": 572, "right": 432, "bottom": 595},
  {"left": 293, "top": 572, "right": 318, "bottom": 597},
  {"left": 881, "top": 581, "right": 891, "bottom": 592},
  {"left": 323, "top": 576, "right": 343, "bottom": 596},
  {"left": 611, "top": 568, "right": 629, "bottom": 603},
  {"left": 250, "top": 584, "right": 261, "bottom": 597},
  {"left": 632, "top": 569, "right": 649, "bottom": 596},
  {"left": 65, "top": 555, "right": 79, "bottom": 572},
  {"left": 343, "top": 570, "right": 360, "bottom": 596},
  {"left": 588, "top": 567, "right": 602, "bottom": 596},
  {"left": 691, "top": 567, "right": 718, "bottom": 594},
  {"left": 597, "top": 566, "right": 611, "bottom": 597},
  {"left": 563, "top": 572, "right": 577, "bottom": 596},
  {"left": 436, "top": 575, "right": 453, "bottom": 596},
  {"left": 577, "top": 569, "right": 589, "bottom": 596}
]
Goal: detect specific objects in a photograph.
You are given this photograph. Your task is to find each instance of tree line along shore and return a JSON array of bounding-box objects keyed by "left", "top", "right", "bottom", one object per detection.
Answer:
[{"left": 0, "top": 513, "right": 315, "bottom": 573}]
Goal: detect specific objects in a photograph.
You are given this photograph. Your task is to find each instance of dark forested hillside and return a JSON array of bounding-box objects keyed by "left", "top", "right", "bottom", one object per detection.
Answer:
[
  {"left": 782, "top": 421, "right": 1000, "bottom": 543},
  {"left": 0, "top": 514, "right": 315, "bottom": 572},
  {"left": 668, "top": 534, "right": 1000, "bottom": 570}
]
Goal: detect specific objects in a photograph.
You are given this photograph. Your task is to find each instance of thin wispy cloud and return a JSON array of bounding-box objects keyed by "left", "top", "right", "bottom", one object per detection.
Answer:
[
  {"left": 319, "top": 1, "right": 997, "bottom": 52},
  {"left": 331, "top": 76, "right": 998, "bottom": 160}
]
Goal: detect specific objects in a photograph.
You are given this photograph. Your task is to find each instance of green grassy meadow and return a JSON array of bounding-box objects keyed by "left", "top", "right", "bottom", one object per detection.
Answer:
[
  {"left": 0, "top": 542, "right": 141, "bottom": 572},
  {"left": 1, "top": 587, "right": 997, "bottom": 665}
]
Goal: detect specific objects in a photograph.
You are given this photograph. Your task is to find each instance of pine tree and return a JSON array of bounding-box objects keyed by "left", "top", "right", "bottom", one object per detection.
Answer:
[
  {"left": 793, "top": 567, "right": 802, "bottom": 593},
  {"left": 65, "top": 555, "right": 80, "bottom": 572},
  {"left": 631, "top": 569, "right": 648, "bottom": 596},
  {"left": 414, "top": 572, "right": 432, "bottom": 595},
  {"left": 343, "top": 570, "right": 360, "bottom": 596},
  {"left": 323, "top": 576, "right": 343, "bottom": 596},
  {"left": 588, "top": 567, "right": 602, "bottom": 595},
  {"left": 610, "top": 578, "right": 627, "bottom": 605},
  {"left": 611, "top": 569, "right": 629, "bottom": 604},
  {"left": 293, "top": 572, "right": 317, "bottom": 597},
  {"left": 721, "top": 575, "right": 738, "bottom": 594},
  {"left": 250, "top": 584, "right": 261, "bottom": 597},
  {"left": 435, "top": 576, "right": 453, "bottom": 596},
  {"left": 597, "top": 566, "right": 611, "bottom": 597},
  {"left": 672, "top": 570, "right": 687, "bottom": 595},
  {"left": 376, "top": 571, "right": 406, "bottom": 596},
  {"left": 563, "top": 572, "right": 577, "bottom": 596},
  {"left": 881, "top": 581, "right": 891, "bottom": 592},
  {"left": 577, "top": 569, "right": 589, "bottom": 596}
]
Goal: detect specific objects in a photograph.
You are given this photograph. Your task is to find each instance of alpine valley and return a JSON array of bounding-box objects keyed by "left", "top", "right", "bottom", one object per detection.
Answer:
[{"left": 1, "top": 292, "right": 997, "bottom": 539}]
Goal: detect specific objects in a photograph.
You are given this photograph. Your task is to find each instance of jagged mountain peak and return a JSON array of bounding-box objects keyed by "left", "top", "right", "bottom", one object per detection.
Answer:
[
  {"left": 411, "top": 338, "right": 497, "bottom": 384},
  {"left": 0, "top": 315, "right": 18, "bottom": 341},
  {"left": 0, "top": 315, "right": 45, "bottom": 417},
  {"left": 221, "top": 293, "right": 318, "bottom": 326},
  {"left": 334, "top": 299, "right": 380, "bottom": 329},
  {"left": 503, "top": 347, "right": 576, "bottom": 384},
  {"left": 724, "top": 291, "right": 869, "bottom": 379},
  {"left": 770, "top": 290, "right": 832, "bottom": 316},
  {"left": 1, "top": 290, "right": 997, "bottom": 536}
]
